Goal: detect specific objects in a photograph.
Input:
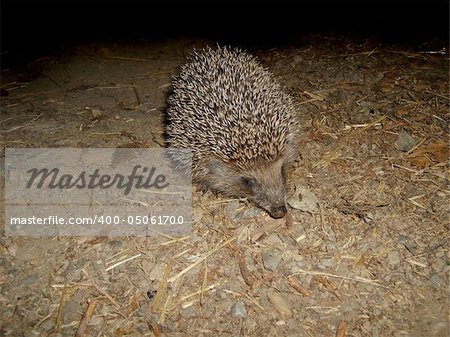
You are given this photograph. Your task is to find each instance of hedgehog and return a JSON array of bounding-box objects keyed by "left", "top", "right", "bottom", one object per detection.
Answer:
[{"left": 166, "top": 46, "right": 298, "bottom": 219}]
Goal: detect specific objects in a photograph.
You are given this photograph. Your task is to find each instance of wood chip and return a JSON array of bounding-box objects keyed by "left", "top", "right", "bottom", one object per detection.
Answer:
[
  {"left": 250, "top": 218, "right": 284, "bottom": 242},
  {"left": 237, "top": 250, "right": 255, "bottom": 288},
  {"left": 287, "top": 276, "right": 311, "bottom": 297},
  {"left": 267, "top": 290, "right": 292, "bottom": 318},
  {"left": 336, "top": 320, "right": 347, "bottom": 337}
]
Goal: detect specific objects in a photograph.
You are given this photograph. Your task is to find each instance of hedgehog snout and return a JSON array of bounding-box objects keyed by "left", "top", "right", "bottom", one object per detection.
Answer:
[
  {"left": 246, "top": 176, "right": 289, "bottom": 219},
  {"left": 249, "top": 192, "right": 288, "bottom": 219},
  {"left": 268, "top": 204, "right": 287, "bottom": 219}
]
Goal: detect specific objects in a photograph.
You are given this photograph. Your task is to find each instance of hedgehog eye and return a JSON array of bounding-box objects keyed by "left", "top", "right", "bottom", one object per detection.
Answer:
[{"left": 241, "top": 177, "right": 254, "bottom": 190}]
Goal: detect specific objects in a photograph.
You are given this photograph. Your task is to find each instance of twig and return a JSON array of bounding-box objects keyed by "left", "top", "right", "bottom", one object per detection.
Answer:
[
  {"left": 287, "top": 276, "right": 311, "bottom": 297},
  {"left": 133, "top": 86, "right": 142, "bottom": 105},
  {"left": 315, "top": 275, "right": 342, "bottom": 300},
  {"left": 392, "top": 163, "right": 418, "bottom": 173},
  {"left": 75, "top": 300, "right": 97, "bottom": 337}
]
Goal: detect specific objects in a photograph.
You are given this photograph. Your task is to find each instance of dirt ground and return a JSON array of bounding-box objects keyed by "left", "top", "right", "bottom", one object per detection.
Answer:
[{"left": 1, "top": 34, "right": 449, "bottom": 337}]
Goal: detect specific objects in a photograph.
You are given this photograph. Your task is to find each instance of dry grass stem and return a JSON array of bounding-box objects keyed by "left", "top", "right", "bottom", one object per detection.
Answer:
[
  {"left": 292, "top": 269, "right": 384, "bottom": 287},
  {"left": 152, "top": 263, "right": 172, "bottom": 311},
  {"left": 178, "top": 283, "right": 220, "bottom": 304},
  {"left": 92, "top": 282, "right": 121, "bottom": 309},
  {"left": 105, "top": 253, "right": 142, "bottom": 271},
  {"left": 168, "top": 237, "right": 236, "bottom": 283}
]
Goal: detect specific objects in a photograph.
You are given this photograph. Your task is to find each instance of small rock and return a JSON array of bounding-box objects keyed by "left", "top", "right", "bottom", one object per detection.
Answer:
[
  {"left": 217, "top": 290, "right": 227, "bottom": 300},
  {"left": 224, "top": 200, "right": 263, "bottom": 221},
  {"left": 387, "top": 251, "right": 401, "bottom": 265},
  {"left": 180, "top": 306, "right": 196, "bottom": 319},
  {"left": 224, "top": 199, "right": 240, "bottom": 216},
  {"left": 22, "top": 275, "right": 40, "bottom": 286},
  {"left": 235, "top": 226, "right": 251, "bottom": 243},
  {"left": 89, "top": 107, "right": 103, "bottom": 118},
  {"left": 363, "top": 211, "right": 375, "bottom": 224},
  {"left": 431, "top": 257, "right": 446, "bottom": 272},
  {"left": 62, "top": 300, "right": 83, "bottom": 324},
  {"left": 108, "top": 240, "right": 123, "bottom": 249},
  {"left": 264, "top": 233, "right": 284, "bottom": 246},
  {"left": 262, "top": 250, "right": 283, "bottom": 271},
  {"left": 241, "top": 207, "right": 264, "bottom": 218},
  {"left": 320, "top": 257, "right": 336, "bottom": 268},
  {"left": 396, "top": 234, "right": 410, "bottom": 243},
  {"left": 231, "top": 301, "right": 247, "bottom": 318},
  {"left": 287, "top": 185, "right": 319, "bottom": 213},
  {"left": 395, "top": 131, "right": 416, "bottom": 152},
  {"left": 429, "top": 273, "right": 442, "bottom": 287}
]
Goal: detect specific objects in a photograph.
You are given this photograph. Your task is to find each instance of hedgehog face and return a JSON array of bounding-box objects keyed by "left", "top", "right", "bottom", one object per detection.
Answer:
[{"left": 204, "top": 157, "right": 288, "bottom": 218}]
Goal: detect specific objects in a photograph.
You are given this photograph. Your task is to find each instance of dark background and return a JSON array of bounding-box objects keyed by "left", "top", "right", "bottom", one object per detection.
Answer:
[{"left": 1, "top": 0, "right": 449, "bottom": 67}]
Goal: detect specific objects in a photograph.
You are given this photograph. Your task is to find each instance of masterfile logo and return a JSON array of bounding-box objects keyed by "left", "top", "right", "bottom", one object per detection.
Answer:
[
  {"left": 25, "top": 165, "right": 170, "bottom": 196},
  {"left": 5, "top": 148, "right": 192, "bottom": 237}
]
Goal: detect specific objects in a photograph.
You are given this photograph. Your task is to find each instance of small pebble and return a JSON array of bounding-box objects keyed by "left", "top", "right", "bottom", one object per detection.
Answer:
[
  {"left": 396, "top": 234, "right": 410, "bottom": 243},
  {"left": 320, "top": 257, "right": 336, "bottom": 268},
  {"left": 180, "top": 306, "right": 196, "bottom": 319},
  {"left": 224, "top": 199, "right": 240, "bottom": 216},
  {"left": 395, "top": 131, "right": 416, "bottom": 152},
  {"left": 231, "top": 301, "right": 247, "bottom": 318},
  {"left": 429, "top": 273, "right": 441, "bottom": 287},
  {"left": 62, "top": 301, "right": 83, "bottom": 324},
  {"left": 242, "top": 207, "right": 264, "bottom": 218},
  {"left": 287, "top": 185, "right": 319, "bottom": 213},
  {"left": 265, "top": 233, "right": 284, "bottom": 246},
  {"left": 436, "top": 191, "right": 446, "bottom": 198},
  {"left": 262, "top": 251, "right": 282, "bottom": 271}
]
